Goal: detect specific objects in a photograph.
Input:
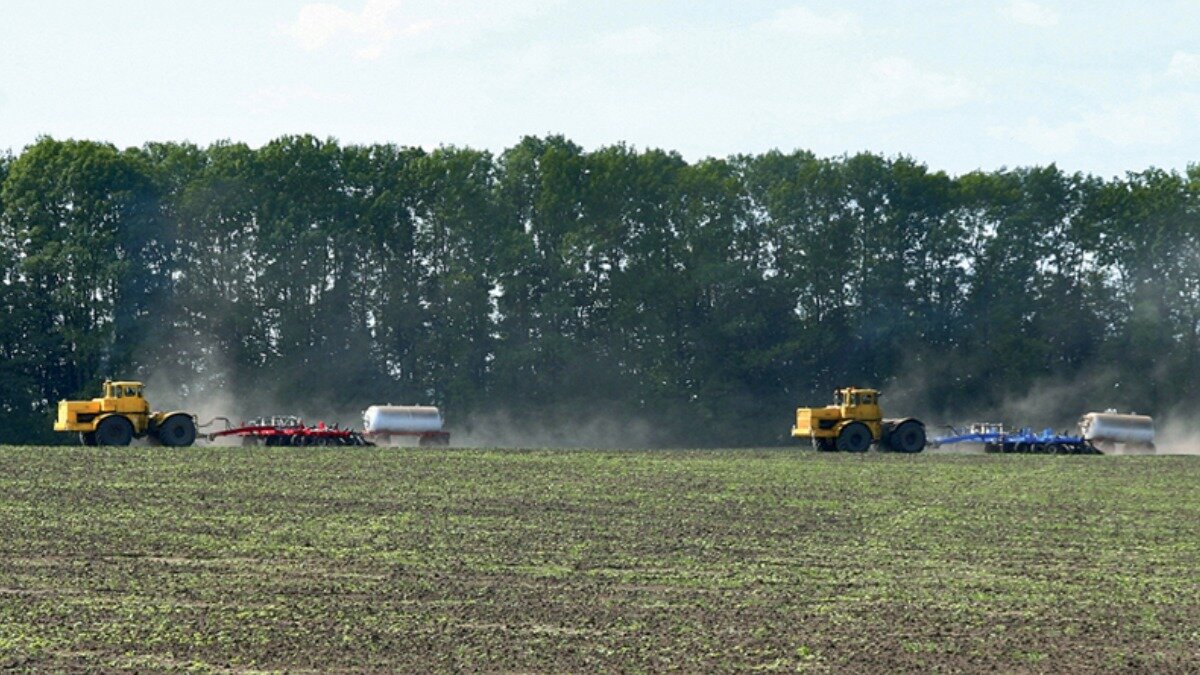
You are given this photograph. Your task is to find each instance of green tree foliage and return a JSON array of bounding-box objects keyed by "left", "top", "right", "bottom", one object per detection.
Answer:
[{"left": 1, "top": 136, "right": 1198, "bottom": 445}]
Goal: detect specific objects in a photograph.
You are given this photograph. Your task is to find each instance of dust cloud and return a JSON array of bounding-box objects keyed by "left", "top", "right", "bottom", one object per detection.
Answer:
[
  {"left": 454, "top": 409, "right": 661, "bottom": 449},
  {"left": 1150, "top": 414, "right": 1200, "bottom": 455}
]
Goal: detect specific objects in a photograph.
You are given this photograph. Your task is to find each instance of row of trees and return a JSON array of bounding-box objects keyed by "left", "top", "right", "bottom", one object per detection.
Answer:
[{"left": 1, "top": 135, "right": 1197, "bottom": 445}]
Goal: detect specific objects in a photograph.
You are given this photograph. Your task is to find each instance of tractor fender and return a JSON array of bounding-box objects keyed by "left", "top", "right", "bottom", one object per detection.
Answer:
[
  {"left": 150, "top": 411, "right": 196, "bottom": 428},
  {"left": 883, "top": 417, "right": 924, "bottom": 427},
  {"left": 832, "top": 419, "right": 880, "bottom": 441},
  {"left": 882, "top": 417, "right": 924, "bottom": 435},
  {"left": 91, "top": 413, "right": 120, "bottom": 432}
]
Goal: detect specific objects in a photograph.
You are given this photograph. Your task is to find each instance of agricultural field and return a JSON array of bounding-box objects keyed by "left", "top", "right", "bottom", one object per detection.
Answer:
[{"left": 0, "top": 447, "right": 1197, "bottom": 672}]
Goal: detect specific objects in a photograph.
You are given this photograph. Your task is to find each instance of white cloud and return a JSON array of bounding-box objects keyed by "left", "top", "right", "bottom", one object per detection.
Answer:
[
  {"left": 1081, "top": 94, "right": 1200, "bottom": 147},
  {"left": 281, "top": 0, "right": 555, "bottom": 60},
  {"left": 1002, "top": 0, "right": 1060, "bottom": 28},
  {"left": 994, "top": 93, "right": 1200, "bottom": 157},
  {"left": 596, "top": 26, "right": 664, "bottom": 57},
  {"left": 246, "top": 84, "right": 335, "bottom": 114},
  {"left": 842, "top": 57, "right": 983, "bottom": 120},
  {"left": 766, "top": 6, "right": 860, "bottom": 38},
  {"left": 283, "top": 0, "right": 400, "bottom": 59},
  {"left": 1167, "top": 51, "right": 1200, "bottom": 82},
  {"left": 992, "top": 117, "right": 1081, "bottom": 155}
]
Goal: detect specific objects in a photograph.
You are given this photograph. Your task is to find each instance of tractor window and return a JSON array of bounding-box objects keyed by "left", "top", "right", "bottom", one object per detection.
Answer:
[
  {"left": 863, "top": 394, "right": 873, "bottom": 405},
  {"left": 125, "top": 386, "right": 139, "bottom": 398},
  {"left": 112, "top": 387, "right": 122, "bottom": 398}
]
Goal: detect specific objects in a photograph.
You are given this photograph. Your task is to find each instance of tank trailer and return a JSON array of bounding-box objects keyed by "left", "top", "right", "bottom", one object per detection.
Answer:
[
  {"left": 1078, "top": 412, "right": 1156, "bottom": 453},
  {"left": 362, "top": 405, "right": 451, "bottom": 446}
]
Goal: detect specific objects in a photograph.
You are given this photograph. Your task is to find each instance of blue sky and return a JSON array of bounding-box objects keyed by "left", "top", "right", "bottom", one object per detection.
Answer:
[{"left": 2, "top": 0, "right": 1198, "bottom": 177}]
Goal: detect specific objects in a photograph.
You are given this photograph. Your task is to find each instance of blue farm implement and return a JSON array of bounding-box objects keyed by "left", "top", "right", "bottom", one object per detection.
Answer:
[{"left": 929, "top": 423, "right": 1101, "bottom": 455}]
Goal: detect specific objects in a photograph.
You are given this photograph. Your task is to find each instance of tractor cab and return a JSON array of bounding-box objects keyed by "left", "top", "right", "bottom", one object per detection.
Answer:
[
  {"left": 105, "top": 381, "right": 144, "bottom": 399},
  {"left": 99, "top": 380, "right": 150, "bottom": 415},
  {"left": 834, "top": 387, "right": 882, "bottom": 422}
]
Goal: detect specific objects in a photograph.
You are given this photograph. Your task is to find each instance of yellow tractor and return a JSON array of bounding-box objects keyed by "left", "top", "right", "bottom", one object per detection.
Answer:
[
  {"left": 53, "top": 380, "right": 197, "bottom": 447},
  {"left": 791, "top": 386, "right": 925, "bottom": 453}
]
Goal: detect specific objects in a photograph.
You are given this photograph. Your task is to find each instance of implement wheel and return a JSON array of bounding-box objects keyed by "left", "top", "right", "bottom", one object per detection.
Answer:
[
  {"left": 836, "top": 422, "right": 872, "bottom": 453},
  {"left": 157, "top": 414, "right": 197, "bottom": 448},
  {"left": 95, "top": 416, "right": 133, "bottom": 447}
]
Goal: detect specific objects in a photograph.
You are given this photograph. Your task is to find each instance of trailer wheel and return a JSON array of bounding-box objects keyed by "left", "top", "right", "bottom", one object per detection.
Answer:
[
  {"left": 836, "top": 423, "right": 871, "bottom": 452},
  {"left": 157, "top": 414, "right": 197, "bottom": 448},
  {"left": 95, "top": 416, "right": 133, "bottom": 446},
  {"left": 889, "top": 421, "right": 926, "bottom": 454}
]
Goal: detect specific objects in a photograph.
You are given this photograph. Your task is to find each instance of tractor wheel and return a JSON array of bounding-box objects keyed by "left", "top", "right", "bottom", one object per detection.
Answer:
[
  {"left": 836, "top": 422, "right": 872, "bottom": 453},
  {"left": 157, "top": 414, "right": 197, "bottom": 447},
  {"left": 888, "top": 421, "right": 926, "bottom": 454},
  {"left": 80, "top": 431, "right": 97, "bottom": 446},
  {"left": 95, "top": 416, "right": 134, "bottom": 446}
]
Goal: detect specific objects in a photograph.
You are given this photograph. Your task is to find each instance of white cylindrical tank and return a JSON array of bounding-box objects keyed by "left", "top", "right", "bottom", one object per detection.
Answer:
[
  {"left": 1078, "top": 412, "right": 1155, "bottom": 445},
  {"left": 363, "top": 405, "right": 444, "bottom": 434}
]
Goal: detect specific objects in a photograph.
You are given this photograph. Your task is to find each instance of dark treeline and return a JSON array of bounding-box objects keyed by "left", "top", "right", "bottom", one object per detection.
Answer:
[{"left": 1, "top": 135, "right": 1198, "bottom": 445}]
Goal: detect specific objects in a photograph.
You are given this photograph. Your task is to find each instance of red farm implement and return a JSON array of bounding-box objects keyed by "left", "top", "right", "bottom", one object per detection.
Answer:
[{"left": 204, "top": 415, "right": 374, "bottom": 447}]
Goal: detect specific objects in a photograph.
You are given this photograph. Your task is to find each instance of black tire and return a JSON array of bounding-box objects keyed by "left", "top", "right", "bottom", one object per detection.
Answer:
[
  {"left": 80, "top": 432, "right": 97, "bottom": 446},
  {"left": 812, "top": 437, "right": 837, "bottom": 452},
  {"left": 156, "top": 414, "right": 196, "bottom": 447},
  {"left": 95, "top": 416, "right": 133, "bottom": 446},
  {"left": 836, "top": 422, "right": 872, "bottom": 453},
  {"left": 889, "top": 421, "right": 926, "bottom": 454}
]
